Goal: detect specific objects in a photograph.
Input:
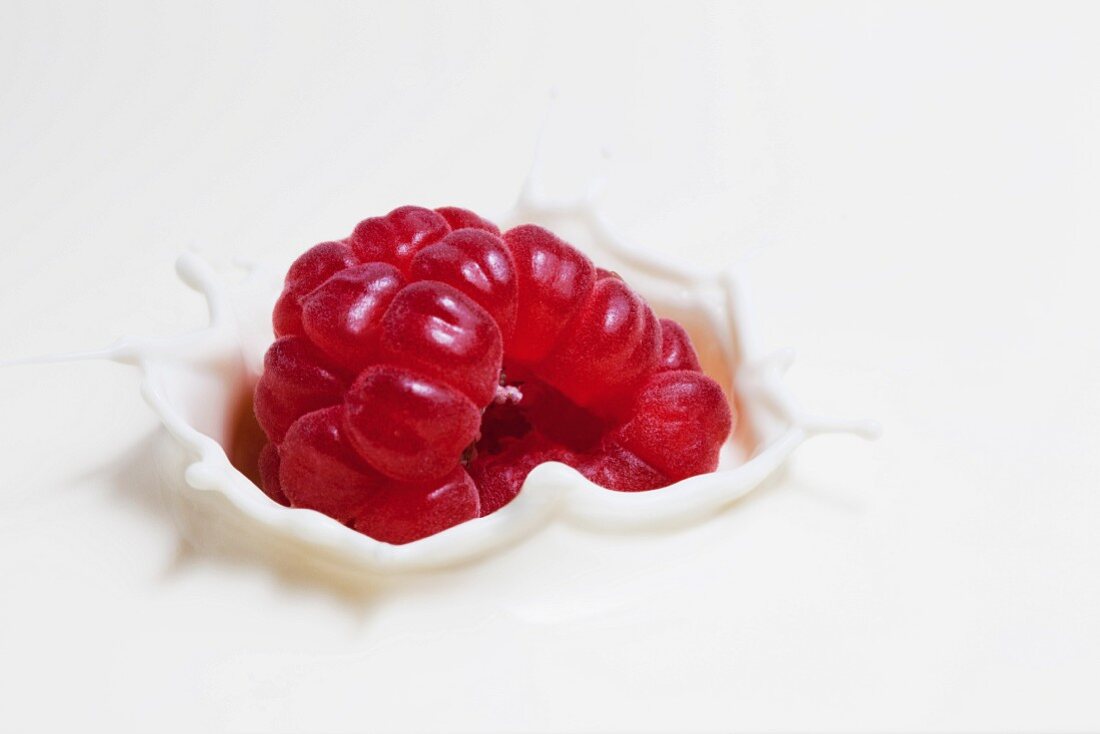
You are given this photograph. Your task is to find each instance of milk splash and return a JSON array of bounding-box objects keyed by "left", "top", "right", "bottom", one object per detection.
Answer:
[{"left": 4, "top": 181, "right": 878, "bottom": 576}]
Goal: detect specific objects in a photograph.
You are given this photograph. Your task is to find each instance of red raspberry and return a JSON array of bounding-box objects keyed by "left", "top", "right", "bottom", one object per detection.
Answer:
[
  {"left": 272, "top": 241, "right": 358, "bottom": 337},
  {"left": 344, "top": 364, "right": 481, "bottom": 483},
  {"left": 503, "top": 224, "right": 596, "bottom": 365},
  {"left": 572, "top": 442, "right": 668, "bottom": 493},
  {"left": 255, "top": 206, "right": 733, "bottom": 544},
  {"left": 466, "top": 433, "right": 576, "bottom": 515},
  {"left": 434, "top": 206, "right": 501, "bottom": 236},
  {"left": 612, "top": 370, "right": 731, "bottom": 481},
  {"left": 352, "top": 467, "right": 480, "bottom": 545},
  {"left": 253, "top": 335, "right": 346, "bottom": 443},
  {"left": 656, "top": 318, "right": 703, "bottom": 372},
  {"left": 538, "top": 277, "right": 662, "bottom": 412},
  {"left": 377, "top": 280, "right": 502, "bottom": 406},
  {"left": 409, "top": 229, "right": 519, "bottom": 343},
  {"left": 300, "top": 263, "right": 404, "bottom": 372},
  {"left": 276, "top": 406, "right": 480, "bottom": 542},
  {"left": 257, "top": 442, "right": 287, "bottom": 505},
  {"left": 348, "top": 206, "right": 450, "bottom": 273},
  {"left": 278, "top": 406, "right": 381, "bottom": 520}
]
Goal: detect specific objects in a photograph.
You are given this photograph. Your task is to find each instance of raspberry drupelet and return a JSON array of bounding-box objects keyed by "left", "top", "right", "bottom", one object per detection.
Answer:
[{"left": 255, "top": 206, "right": 733, "bottom": 543}]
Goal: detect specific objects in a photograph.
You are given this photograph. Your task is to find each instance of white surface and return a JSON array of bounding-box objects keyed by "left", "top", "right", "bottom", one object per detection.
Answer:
[{"left": 1, "top": 2, "right": 1098, "bottom": 732}]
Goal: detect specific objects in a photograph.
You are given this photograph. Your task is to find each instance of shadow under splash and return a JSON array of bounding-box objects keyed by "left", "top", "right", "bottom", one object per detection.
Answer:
[
  {"left": 99, "top": 422, "right": 808, "bottom": 615},
  {"left": 103, "top": 426, "right": 405, "bottom": 612}
]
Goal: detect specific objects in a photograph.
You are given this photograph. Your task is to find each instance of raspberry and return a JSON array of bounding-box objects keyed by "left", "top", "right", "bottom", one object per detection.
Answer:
[
  {"left": 377, "top": 280, "right": 502, "bottom": 406},
  {"left": 352, "top": 466, "right": 480, "bottom": 545},
  {"left": 573, "top": 442, "right": 668, "bottom": 492},
  {"left": 503, "top": 224, "right": 596, "bottom": 365},
  {"left": 348, "top": 206, "right": 450, "bottom": 273},
  {"left": 300, "top": 263, "right": 404, "bottom": 372},
  {"left": 612, "top": 370, "right": 731, "bottom": 481},
  {"left": 466, "top": 433, "right": 575, "bottom": 515},
  {"left": 255, "top": 206, "right": 734, "bottom": 544},
  {"left": 434, "top": 206, "right": 500, "bottom": 236},
  {"left": 277, "top": 406, "right": 381, "bottom": 520},
  {"left": 409, "top": 229, "right": 519, "bottom": 343},
  {"left": 273, "top": 406, "right": 480, "bottom": 542},
  {"left": 656, "top": 318, "right": 703, "bottom": 372},
  {"left": 344, "top": 364, "right": 480, "bottom": 483},
  {"left": 273, "top": 241, "right": 358, "bottom": 337},
  {"left": 538, "top": 277, "right": 661, "bottom": 412},
  {"left": 253, "top": 335, "right": 346, "bottom": 443},
  {"left": 257, "top": 442, "right": 287, "bottom": 505}
]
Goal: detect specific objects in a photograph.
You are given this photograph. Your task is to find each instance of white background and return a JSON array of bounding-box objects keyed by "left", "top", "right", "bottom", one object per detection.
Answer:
[{"left": 2, "top": 2, "right": 1099, "bottom": 732}]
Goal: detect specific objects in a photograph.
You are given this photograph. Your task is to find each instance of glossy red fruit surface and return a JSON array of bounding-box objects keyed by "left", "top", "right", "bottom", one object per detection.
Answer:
[
  {"left": 502, "top": 224, "right": 596, "bottom": 365},
  {"left": 657, "top": 318, "right": 703, "bottom": 372},
  {"left": 349, "top": 206, "right": 450, "bottom": 273},
  {"left": 434, "top": 206, "right": 500, "bottom": 236},
  {"left": 344, "top": 365, "right": 481, "bottom": 483},
  {"left": 614, "top": 370, "right": 733, "bottom": 480},
  {"left": 538, "top": 277, "right": 662, "bottom": 410},
  {"left": 466, "top": 434, "right": 575, "bottom": 516},
  {"left": 277, "top": 406, "right": 382, "bottom": 522},
  {"left": 255, "top": 206, "right": 734, "bottom": 544},
  {"left": 253, "top": 335, "right": 346, "bottom": 443},
  {"left": 300, "top": 263, "right": 404, "bottom": 373},
  {"left": 273, "top": 241, "right": 358, "bottom": 336},
  {"left": 409, "top": 228, "right": 519, "bottom": 344},
  {"left": 378, "top": 280, "right": 502, "bottom": 406},
  {"left": 352, "top": 467, "right": 480, "bottom": 545},
  {"left": 573, "top": 442, "right": 668, "bottom": 493}
]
